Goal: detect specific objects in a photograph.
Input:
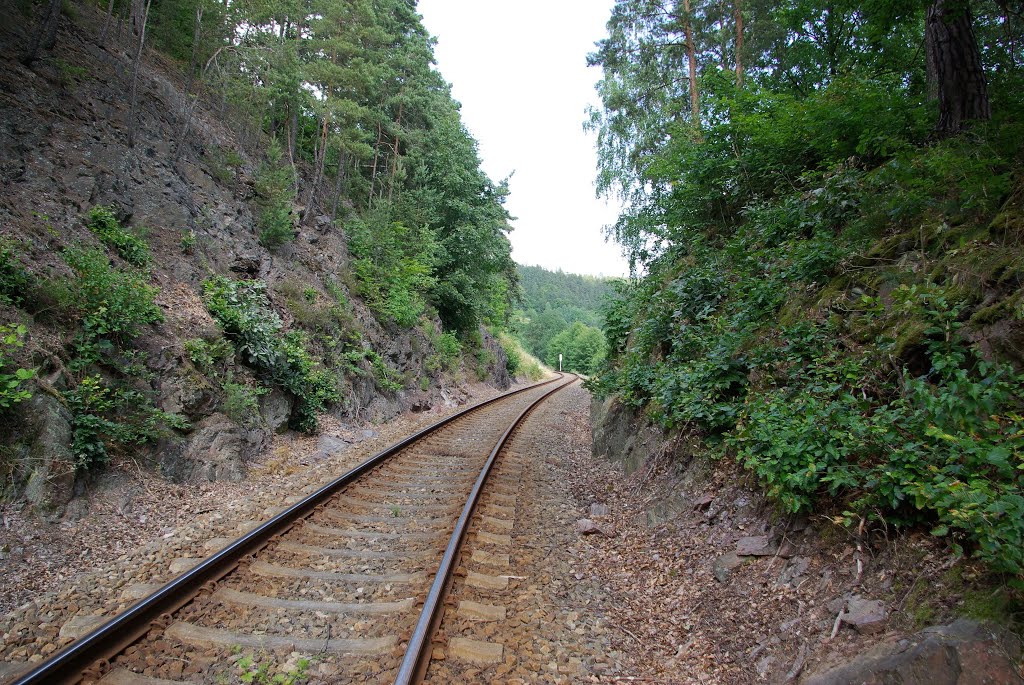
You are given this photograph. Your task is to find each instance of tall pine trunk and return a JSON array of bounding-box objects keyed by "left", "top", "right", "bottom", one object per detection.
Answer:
[
  {"left": 734, "top": 0, "right": 744, "bottom": 88},
  {"left": 926, "top": 0, "right": 990, "bottom": 134},
  {"left": 126, "top": 0, "right": 152, "bottom": 149},
  {"left": 682, "top": 0, "right": 700, "bottom": 125},
  {"left": 21, "top": 0, "right": 62, "bottom": 66}
]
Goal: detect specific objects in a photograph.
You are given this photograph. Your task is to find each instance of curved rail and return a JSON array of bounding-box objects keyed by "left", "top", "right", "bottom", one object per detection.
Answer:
[
  {"left": 11, "top": 374, "right": 564, "bottom": 685},
  {"left": 394, "top": 374, "right": 577, "bottom": 684}
]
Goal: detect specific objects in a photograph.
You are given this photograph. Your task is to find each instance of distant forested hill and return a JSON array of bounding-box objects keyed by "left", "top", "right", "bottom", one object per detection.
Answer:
[{"left": 513, "top": 265, "right": 615, "bottom": 374}]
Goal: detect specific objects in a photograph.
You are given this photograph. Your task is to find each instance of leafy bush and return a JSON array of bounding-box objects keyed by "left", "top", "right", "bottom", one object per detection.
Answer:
[
  {"left": 62, "top": 247, "right": 162, "bottom": 341},
  {"left": 425, "top": 330, "right": 462, "bottom": 374},
  {"left": 0, "top": 239, "right": 33, "bottom": 307},
  {"left": 203, "top": 276, "right": 339, "bottom": 431},
  {"left": 347, "top": 211, "right": 436, "bottom": 327},
  {"left": 0, "top": 324, "right": 35, "bottom": 409},
  {"left": 545, "top": 322, "right": 605, "bottom": 376},
  {"left": 184, "top": 336, "right": 234, "bottom": 375},
  {"left": 221, "top": 376, "right": 268, "bottom": 427},
  {"left": 65, "top": 374, "right": 188, "bottom": 471},
  {"left": 254, "top": 142, "right": 296, "bottom": 249},
  {"left": 86, "top": 205, "right": 151, "bottom": 267},
  {"left": 180, "top": 230, "right": 197, "bottom": 254}
]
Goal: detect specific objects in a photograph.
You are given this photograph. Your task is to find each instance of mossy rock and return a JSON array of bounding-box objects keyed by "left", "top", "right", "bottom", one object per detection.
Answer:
[{"left": 969, "top": 291, "right": 1024, "bottom": 328}]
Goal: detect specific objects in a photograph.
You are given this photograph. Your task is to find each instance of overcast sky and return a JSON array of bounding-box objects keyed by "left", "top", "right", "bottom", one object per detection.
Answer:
[{"left": 417, "top": 0, "right": 628, "bottom": 278}]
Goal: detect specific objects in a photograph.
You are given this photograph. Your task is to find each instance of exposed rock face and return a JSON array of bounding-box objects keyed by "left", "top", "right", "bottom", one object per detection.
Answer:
[
  {"left": 0, "top": 11, "right": 520, "bottom": 501},
  {"left": 22, "top": 391, "right": 76, "bottom": 515},
  {"left": 803, "top": 619, "right": 1024, "bottom": 685},
  {"left": 158, "top": 413, "right": 269, "bottom": 483},
  {"left": 258, "top": 388, "right": 292, "bottom": 433},
  {"left": 591, "top": 394, "right": 667, "bottom": 475}
]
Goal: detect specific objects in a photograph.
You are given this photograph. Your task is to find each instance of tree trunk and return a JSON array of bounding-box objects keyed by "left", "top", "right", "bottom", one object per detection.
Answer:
[
  {"left": 387, "top": 100, "right": 403, "bottom": 203},
  {"left": 926, "top": 0, "right": 990, "bottom": 134},
  {"left": 173, "top": 4, "right": 204, "bottom": 163},
  {"left": 331, "top": 147, "right": 347, "bottom": 220},
  {"left": 682, "top": 0, "right": 700, "bottom": 124},
  {"left": 21, "top": 0, "right": 63, "bottom": 66},
  {"left": 126, "top": 0, "right": 152, "bottom": 149},
  {"left": 734, "top": 0, "right": 744, "bottom": 88},
  {"left": 368, "top": 121, "right": 383, "bottom": 205},
  {"left": 100, "top": 0, "right": 117, "bottom": 45},
  {"left": 306, "top": 115, "right": 329, "bottom": 210}
]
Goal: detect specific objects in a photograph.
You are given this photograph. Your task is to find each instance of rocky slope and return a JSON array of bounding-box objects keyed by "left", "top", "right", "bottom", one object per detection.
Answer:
[
  {"left": 590, "top": 394, "right": 1023, "bottom": 682},
  {"left": 0, "top": 7, "right": 513, "bottom": 516}
]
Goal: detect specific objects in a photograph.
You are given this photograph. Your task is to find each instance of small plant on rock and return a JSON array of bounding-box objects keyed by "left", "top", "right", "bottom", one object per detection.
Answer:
[{"left": 86, "top": 205, "right": 151, "bottom": 267}]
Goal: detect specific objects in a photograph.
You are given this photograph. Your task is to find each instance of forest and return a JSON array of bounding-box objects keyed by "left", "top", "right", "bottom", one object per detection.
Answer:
[
  {"left": 20, "top": 0, "right": 518, "bottom": 336},
  {"left": 588, "top": 0, "right": 1024, "bottom": 582},
  {"left": 513, "top": 265, "right": 613, "bottom": 375},
  {"left": 0, "top": 0, "right": 528, "bottom": 494}
]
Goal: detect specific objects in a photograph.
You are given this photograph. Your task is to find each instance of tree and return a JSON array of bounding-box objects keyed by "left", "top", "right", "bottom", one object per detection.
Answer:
[
  {"left": 21, "top": 0, "right": 62, "bottom": 66},
  {"left": 926, "top": 0, "right": 991, "bottom": 134}
]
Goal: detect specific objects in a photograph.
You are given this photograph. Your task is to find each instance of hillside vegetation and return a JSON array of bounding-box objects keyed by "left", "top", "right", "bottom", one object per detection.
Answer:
[
  {"left": 514, "top": 264, "right": 614, "bottom": 375},
  {"left": 588, "top": 0, "right": 1024, "bottom": 582},
  {"left": 0, "top": 0, "right": 527, "bottom": 511}
]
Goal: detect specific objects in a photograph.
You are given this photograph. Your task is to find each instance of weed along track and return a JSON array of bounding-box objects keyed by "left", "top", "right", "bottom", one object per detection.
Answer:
[{"left": 9, "top": 374, "right": 576, "bottom": 685}]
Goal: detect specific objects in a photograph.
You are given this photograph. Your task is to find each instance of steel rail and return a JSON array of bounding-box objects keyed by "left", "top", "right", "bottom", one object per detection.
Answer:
[
  {"left": 10, "top": 374, "right": 564, "bottom": 685},
  {"left": 393, "top": 374, "right": 578, "bottom": 685}
]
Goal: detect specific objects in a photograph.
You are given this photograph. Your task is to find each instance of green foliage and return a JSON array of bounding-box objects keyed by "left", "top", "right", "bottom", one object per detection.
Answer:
[
  {"left": 202, "top": 276, "right": 339, "bottom": 431},
  {"left": 65, "top": 374, "right": 188, "bottom": 471},
  {"left": 221, "top": 376, "right": 268, "bottom": 427},
  {"left": 545, "top": 322, "right": 605, "bottom": 376},
  {"left": 180, "top": 230, "right": 197, "bottom": 254},
  {"left": 61, "top": 246, "right": 163, "bottom": 341},
  {"left": 86, "top": 205, "right": 151, "bottom": 267},
  {"left": 184, "top": 336, "right": 233, "bottom": 376},
  {"left": 235, "top": 652, "right": 310, "bottom": 685},
  {"left": 0, "top": 324, "right": 35, "bottom": 410},
  {"left": 0, "top": 238, "right": 33, "bottom": 307},
  {"left": 514, "top": 265, "right": 614, "bottom": 364},
  {"left": 424, "top": 329, "right": 461, "bottom": 375},
  {"left": 588, "top": 0, "right": 1024, "bottom": 580},
  {"left": 347, "top": 209, "right": 435, "bottom": 328},
  {"left": 254, "top": 142, "right": 296, "bottom": 249}
]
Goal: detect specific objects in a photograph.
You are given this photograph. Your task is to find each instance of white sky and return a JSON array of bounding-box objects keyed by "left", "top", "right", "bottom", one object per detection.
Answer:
[{"left": 417, "top": 0, "right": 629, "bottom": 278}]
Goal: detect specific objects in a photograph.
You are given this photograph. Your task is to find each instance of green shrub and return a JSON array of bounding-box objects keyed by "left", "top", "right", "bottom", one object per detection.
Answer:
[
  {"left": 184, "top": 336, "right": 233, "bottom": 376},
  {"left": 62, "top": 247, "right": 162, "bottom": 341},
  {"left": 347, "top": 210, "right": 436, "bottom": 327},
  {"left": 203, "top": 276, "right": 339, "bottom": 431},
  {"left": 254, "top": 142, "right": 296, "bottom": 249},
  {"left": 422, "top": 321, "right": 462, "bottom": 375},
  {"left": 180, "top": 230, "right": 197, "bottom": 254},
  {"left": 0, "top": 239, "right": 33, "bottom": 307},
  {"left": 65, "top": 374, "right": 188, "bottom": 471},
  {"left": 0, "top": 324, "right": 35, "bottom": 409},
  {"left": 221, "top": 377, "right": 268, "bottom": 427},
  {"left": 86, "top": 205, "right": 151, "bottom": 267}
]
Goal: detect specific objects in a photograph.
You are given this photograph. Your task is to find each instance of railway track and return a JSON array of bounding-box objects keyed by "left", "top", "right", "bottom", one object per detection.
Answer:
[{"left": 9, "top": 373, "right": 576, "bottom": 685}]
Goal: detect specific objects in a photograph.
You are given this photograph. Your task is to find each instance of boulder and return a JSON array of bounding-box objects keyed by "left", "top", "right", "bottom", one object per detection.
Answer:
[
  {"left": 842, "top": 596, "right": 888, "bottom": 635},
  {"left": 736, "top": 535, "right": 777, "bottom": 556},
  {"left": 258, "top": 387, "right": 292, "bottom": 433},
  {"left": 23, "top": 390, "right": 76, "bottom": 514},
  {"left": 576, "top": 519, "right": 616, "bottom": 537},
  {"left": 159, "top": 413, "right": 268, "bottom": 482},
  {"left": 803, "top": 619, "right": 1023, "bottom": 685},
  {"left": 713, "top": 551, "right": 749, "bottom": 583}
]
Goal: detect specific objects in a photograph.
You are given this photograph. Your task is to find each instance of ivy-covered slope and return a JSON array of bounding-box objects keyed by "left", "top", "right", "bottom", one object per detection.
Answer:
[{"left": 588, "top": 2, "right": 1024, "bottom": 581}]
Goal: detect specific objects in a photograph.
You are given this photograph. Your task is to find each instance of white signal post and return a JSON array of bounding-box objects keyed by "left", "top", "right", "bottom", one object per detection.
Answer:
[{"left": 558, "top": 354, "right": 562, "bottom": 372}]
